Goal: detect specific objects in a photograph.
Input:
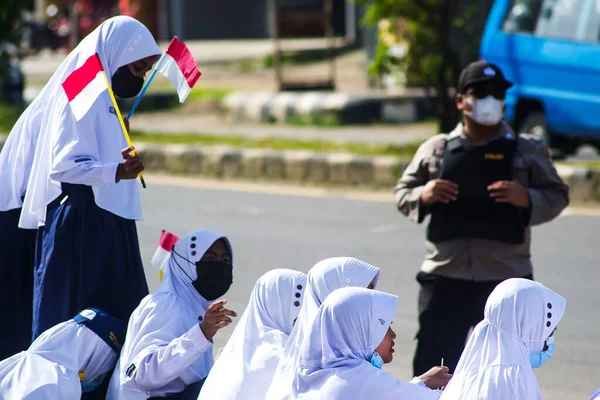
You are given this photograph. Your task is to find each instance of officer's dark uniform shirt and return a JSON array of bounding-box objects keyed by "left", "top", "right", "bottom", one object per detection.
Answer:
[{"left": 394, "top": 122, "right": 570, "bottom": 281}]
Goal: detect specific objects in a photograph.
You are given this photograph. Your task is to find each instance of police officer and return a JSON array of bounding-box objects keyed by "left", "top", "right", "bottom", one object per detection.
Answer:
[{"left": 395, "top": 60, "right": 569, "bottom": 376}]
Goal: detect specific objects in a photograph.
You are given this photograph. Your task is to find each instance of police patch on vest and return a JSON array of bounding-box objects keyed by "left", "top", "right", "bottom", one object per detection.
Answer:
[
  {"left": 484, "top": 153, "right": 504, "bottom": 160},
  {"left": 109, "top": 106, "right": 117, "bottom": 116}
]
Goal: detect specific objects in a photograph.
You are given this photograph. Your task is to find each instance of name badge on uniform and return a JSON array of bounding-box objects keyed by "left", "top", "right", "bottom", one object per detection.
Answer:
[
  {"left": 484, "top": 153, "right": 504, "bottom": 160},
  {"left": 109, "top": 106, "right": 117, "bottom": 116}
]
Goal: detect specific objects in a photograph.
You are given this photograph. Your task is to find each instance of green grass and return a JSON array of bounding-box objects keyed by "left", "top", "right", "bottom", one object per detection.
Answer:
[
  {"left": 0, "top": 103, "right": 23, "bottom": 133},
  {"left": 129, "top": 130, "right": 422, "bottom": 159},
  {"left": 184, "top": 87, "right": 232, "bottom": 102},
  {"left": 558, "top": 159, "right": 600, "bottom": 168}
]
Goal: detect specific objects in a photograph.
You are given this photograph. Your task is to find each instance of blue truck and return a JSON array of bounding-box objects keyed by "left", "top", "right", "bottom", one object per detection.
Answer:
[{"left": 480, "top": 0, "right": 600, "bottom": 158}]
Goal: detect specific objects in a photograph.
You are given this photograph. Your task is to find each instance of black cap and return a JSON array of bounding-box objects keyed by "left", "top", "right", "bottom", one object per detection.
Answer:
[{"left": 458, "top": 61, "right": 513, "bottom": 93}]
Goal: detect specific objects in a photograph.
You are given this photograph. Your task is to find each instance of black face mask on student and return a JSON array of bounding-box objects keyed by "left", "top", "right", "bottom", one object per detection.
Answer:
[
  {"left": 111, "top": 65, "right": 144, "bottom": 99},
  {"left": 192, "top": 260, "right": 233, "bottom": 300},
  {"left": 172, "top": 249, "right": 233, "bottom": 300}
]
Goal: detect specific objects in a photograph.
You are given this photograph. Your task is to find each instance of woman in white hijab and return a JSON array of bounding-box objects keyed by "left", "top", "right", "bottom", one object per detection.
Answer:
[
  {"left": 440, "top": 278, "right": 566, "bottom": 399},
  {"left": 198, "top": 269, "right": 308, "bottom": 400},
  {"left": 0, "top": 307, "right": 126, "bottom": 400},
  {"left": 292, "top": 286, "right": 448, "bottom": 399},
  {"left": 265, "top": 257, "right": 381, "bottom": 400},
  {"left": 16, "top": 16, "right": 162, "bottom": 340},
  {"left": 0, "top": 68, "right": 51, "bottom": 360},
  {"left": 108, "top": 229, "right": 237, "bottom": 400}
]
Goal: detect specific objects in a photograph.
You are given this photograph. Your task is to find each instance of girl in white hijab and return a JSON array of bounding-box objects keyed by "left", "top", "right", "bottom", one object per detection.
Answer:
[
  {"left": 440, "top": 278, "right": 566, "bottom": 399},
  {"left": 198, "top": 269, "right": 308, "bottom": 400},
  {"left": 291, "top": 286, "right": 447, "bottom": 399},
  {"left": 107, "top": 229, "right": 237, "bottom": 400},
  {"left": 0, "top": 307, "right": 126, "bottom": 400},
  {"left": 265, "top": 257, "right": 381, "bottom": 400},
  {"left": 17, "top": 16, "right": 162, "bottom": 340}
]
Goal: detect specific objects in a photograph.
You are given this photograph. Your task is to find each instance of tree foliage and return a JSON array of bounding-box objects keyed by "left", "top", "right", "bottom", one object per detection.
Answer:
[{"left": 356, "top": 0, "right": 489, "bottom": 132}]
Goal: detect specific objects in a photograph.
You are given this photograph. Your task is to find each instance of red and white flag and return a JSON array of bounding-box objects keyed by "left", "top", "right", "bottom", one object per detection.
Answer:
[
  {"left": 62, "top": 53, "right": 107, "bottom": 121},
  {"left": 151, "top": 230, "right": 180, "bottom": 270},
  {"left": 155, "top": 37, "right": 201, "bottom": 103}
]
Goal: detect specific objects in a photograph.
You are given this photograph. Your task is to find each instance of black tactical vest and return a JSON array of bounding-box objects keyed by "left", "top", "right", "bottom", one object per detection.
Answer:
[{"left": 426, "top": 134, "right": 526, "bottom": 245}]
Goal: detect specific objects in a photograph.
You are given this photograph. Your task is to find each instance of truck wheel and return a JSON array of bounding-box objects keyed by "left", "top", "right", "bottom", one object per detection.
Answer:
[{"left": 518, "top": 111, "right": 570, "bottom": 160}]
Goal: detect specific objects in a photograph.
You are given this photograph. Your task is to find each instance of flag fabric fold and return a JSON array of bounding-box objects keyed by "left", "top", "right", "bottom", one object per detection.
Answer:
[
  {"left": 62, "top": 53, "right": 107, "bottom": 121},
  {"left": 155, "top": 38, "right": 201, "bottom": 102}
]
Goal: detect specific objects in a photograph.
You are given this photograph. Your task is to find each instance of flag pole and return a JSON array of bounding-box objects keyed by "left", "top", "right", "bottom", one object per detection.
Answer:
[
  {"left": 98, "top": 59, "right": 147, "bottom": 188},
  {"left": 126, "top": 52, "right": 166, "bottom": 120}
]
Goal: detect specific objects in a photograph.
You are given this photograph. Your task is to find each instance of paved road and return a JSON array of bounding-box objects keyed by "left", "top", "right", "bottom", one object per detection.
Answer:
[{"left": 135, "top": 175, "right": 598, "bottom": 400}]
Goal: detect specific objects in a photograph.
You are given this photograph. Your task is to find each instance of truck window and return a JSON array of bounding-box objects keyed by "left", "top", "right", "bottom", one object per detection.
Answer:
[
  {"left": 503, "top": 0, "right": 543, "bottom": 33},
  {"left": 534, "top": 0, "right": 585, "bottom": 40}
]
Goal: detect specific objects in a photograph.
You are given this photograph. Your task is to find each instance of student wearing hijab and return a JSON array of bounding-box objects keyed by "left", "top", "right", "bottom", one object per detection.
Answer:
[
  {"left": 291, "top": 287, "right": 450, "bottom": 399},
  {"left": 107, "top": 229, "right": 237, "bottom": 400},
  {"left": 266, "top": 257, "right": 381, "bottom": 400},
  {"left": 440, "top": 278, "right": 566, "bottom": 399},
  {"left": 198, "top": 269, "right": 308, "bottom": 400},
  {"left": 0, "top": 84, "right": 49, "bottom": 359},
  {"left": 0, "top": 307, "right": 126, "bottom": 400},
  {"left": 16, "top": 16, "right": 162, "bottom": 340}
]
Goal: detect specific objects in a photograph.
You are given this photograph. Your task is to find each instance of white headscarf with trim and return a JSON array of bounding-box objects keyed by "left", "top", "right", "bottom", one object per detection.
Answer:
[
  {"left": 265, "top": 257, "right": 380, "bottom": 400},
  {"left": 292, "top": 287, "right": 439, "bottom": 399},
  {"left": 116, "top": 230, "right": 233, "bottom": 389},
  {"left": 0, "top": 319, "right": 117, "bottom": 399},
  {"left": 18, "top": 16, "right": 161, "bottom": 228},
  {"left": 199, "top": 269, "right": 307, "bottom": 400},
  {"left": 440, "top": 278, "right": 566, "bottom": 400}
]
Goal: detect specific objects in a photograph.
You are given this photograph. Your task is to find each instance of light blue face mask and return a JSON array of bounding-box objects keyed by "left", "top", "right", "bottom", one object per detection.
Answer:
[
  {"left": 371, "top": 351, "right": 384, "bottom": 369},
  {"left": 529, "top": 336, "right": 555, "bottom": 369},
  {"left": 81, "top": 373, "right": 107, "bottom": 393}
]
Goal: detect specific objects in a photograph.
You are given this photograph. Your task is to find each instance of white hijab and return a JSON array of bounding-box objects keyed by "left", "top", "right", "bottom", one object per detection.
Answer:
[
  {"left": 292, "top": 287, "right": 439, "bottom": 399},
  {"left": 0, "top": 105, "right": 44, "bottom": 212},
  {"left": 198, "top": 269, "right": 308, "bottom": 400},
  {"left": 0, "top": 319, "right": 116, "bottom": 399},
  {"left": 266, "top": 257, "right": 381, "bottom": 400},
  {"left": 115, "top": 230, "right": 233, "bottom": 390},
  {"left": 18, "top": 16, "right": 161, "bottom": 229},
  {"left": 441, "top": 278, "right": 567, "bottom": 400}
]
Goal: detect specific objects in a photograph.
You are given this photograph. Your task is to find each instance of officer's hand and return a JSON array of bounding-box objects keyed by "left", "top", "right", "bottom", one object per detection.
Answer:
[
  {"left": 418, "top": 366, "right": 452, "bottom": 389},
  {"left": 488, "top": 180, "right": 530, "bottom": 208},
  {"left": 200, "top": 299, "right": 237, "bottom": 341},
  {"left": 420, "top": 179, "right": 459, "bottom": 206}
]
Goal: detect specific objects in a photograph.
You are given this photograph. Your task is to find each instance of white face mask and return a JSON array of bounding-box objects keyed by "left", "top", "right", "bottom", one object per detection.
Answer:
[{"left": 464, "top": 95, "right": 505, "bottom": 126}]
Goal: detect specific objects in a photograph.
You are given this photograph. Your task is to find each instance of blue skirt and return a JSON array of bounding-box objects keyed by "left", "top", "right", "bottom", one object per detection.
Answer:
[
  {"left": 32, "top": 183, "right": 149, "bottom": 340},
  {"left": 0, "top": 207, "right": 37, "bottom": 359}
]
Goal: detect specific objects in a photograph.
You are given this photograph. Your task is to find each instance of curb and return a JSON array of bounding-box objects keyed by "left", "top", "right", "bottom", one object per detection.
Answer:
[
  {"left": 1, "top": 137, "right": 598, "bottom": 202},
  {"left": 135, "top": 143, "right": 406, "bottom": 189},
  {"left": 221, "top": 91, "right": 431, "bottom": 125}
]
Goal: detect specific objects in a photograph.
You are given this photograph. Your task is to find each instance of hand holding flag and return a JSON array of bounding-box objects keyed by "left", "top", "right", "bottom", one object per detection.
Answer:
[{"left": 61, "top": 53, "right": 147, "bottom": 188}]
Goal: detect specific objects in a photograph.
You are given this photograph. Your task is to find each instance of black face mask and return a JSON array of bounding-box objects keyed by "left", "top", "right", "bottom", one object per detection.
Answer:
[
  {"left": 111, "top": 65, "right": 144, "bottom": 99},
  {"left": 192, "top": 260, "right": 233, "bottom": 300}
]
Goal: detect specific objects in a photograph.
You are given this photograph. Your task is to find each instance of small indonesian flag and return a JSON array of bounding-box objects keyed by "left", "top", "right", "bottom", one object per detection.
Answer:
[
  {"left": 155, "top": 37, "right": 201, "bottom": 103},
  {"left": 62, "top": 53, "right": 107, "bottom": 121},
  {"left": 151, "top": 230, "right": 180, "bottom": 270}
]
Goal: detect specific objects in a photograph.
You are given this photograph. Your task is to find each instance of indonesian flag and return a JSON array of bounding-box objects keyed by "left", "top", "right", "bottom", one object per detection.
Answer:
[
  {"left": 151, "top": 230, "right": 180, "bottom": 270},
  {"left": 62, "top": 53, "right": 107, "bottom": 121},
  {"left": 155, "top": 37, "right": 201, "bottom": 103}
]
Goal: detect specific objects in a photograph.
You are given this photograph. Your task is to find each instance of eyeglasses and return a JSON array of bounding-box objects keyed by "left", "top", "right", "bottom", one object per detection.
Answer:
[{"left": 467, "top": 83, "right": 507, "bottom": 100}]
